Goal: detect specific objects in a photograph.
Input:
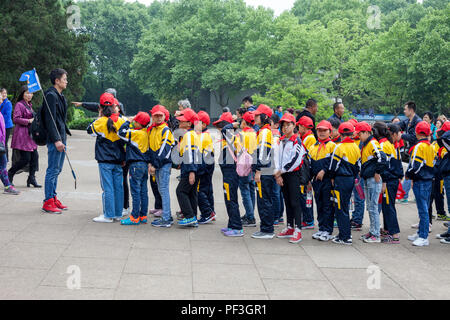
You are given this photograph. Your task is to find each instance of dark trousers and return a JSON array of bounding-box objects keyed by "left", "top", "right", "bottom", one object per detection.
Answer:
[
  {"left": 300, "top": 185, "right": 314, "bottom": 224},
  {"left": 150, "top": 174, "right": 162, "bottom": 209},
  {"left": 381, "top": 179, "right": 400, "bottom": 235},
  {"left": 176, "top": 174, "right": 199, "bottom": 219},
  {"left": 129, "top": 162, "right": 149, "bottom": 219},
  {"left": 312, "top": 178, "right": 334, "bottom": 234},
  {"left": 198, "top": 171, "right": 215, "bottom": 218},
  {"left": 333, "top": 176, "right": 354, "bottom": 241},
  {"left": 429, "top": 178, "right": 445, "bottom": 221},
  {"left": 256, "top": 174, "right": 276, "bottom": 233},
  {"left": 123, "top": 163, "right": 130, "bottom": 209},
  {"left": 8, "top": 149, "right": 39, "bottom": 177},
  {"left": 5, "top": 128, "right": 12, "bottom": 161},
  {"left": 221, "top": 166, "right": 241, "bottom": 230},
  {"left": 281, "top": 171, "right": 302, "bottom": 229}
]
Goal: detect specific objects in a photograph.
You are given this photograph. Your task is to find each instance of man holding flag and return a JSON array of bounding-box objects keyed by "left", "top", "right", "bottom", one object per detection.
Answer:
[{"left": 20, "top": 68, "right": 72, "bottom": 213}]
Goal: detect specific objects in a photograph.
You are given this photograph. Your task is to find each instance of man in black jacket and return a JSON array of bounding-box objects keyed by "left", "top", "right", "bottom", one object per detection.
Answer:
[
  {"left": 42, "top": 69, "right": 72, "bottom": 214},
  {"left": 296, "top": 98, "right": 318, "bottom": 138},
  {"left": 399, "top": 101, "right": 422, "bottom": 149}
]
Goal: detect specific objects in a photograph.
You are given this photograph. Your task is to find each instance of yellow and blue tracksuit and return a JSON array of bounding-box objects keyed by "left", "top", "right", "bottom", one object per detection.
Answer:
[
  {"left": 406, "top": 138, "right": 435, "bottom": 239},
  {"left": 198, "top": 128, "right": 215, "bottom": 219},
  {"left": 310, "top": 138, "right": 336, "bottom": 234},
  {"left": 428, "top": 141, "right": 446, "bottom": 218},
  {"left": 118, "top": 121, "right": 150, "bottom": 222},
  {"left": 219, "top": 123, "right": 242, "bottom": 230},
  {"left": 379, "top": 138, "right": 403, "bottom": 236},
  {"left": 300, "top": 130, "right": 317, "bottom": 225},
  {"left": 176, "top": 129, "right": 201, "bottom": 220},
  {"left": 351, "top": 137, "right": 365, "bottom": 225},
  {"left": 329, "top": 137, "right": 361, "bottom": 241},
  {"left": 360, "top": 137, "right": 387, "bottom": 180},
  {"left": 437, "top": 131, "right": 450, "bottom": 218},
  {"left": 253, "top": 124, "right": 276, "bottom": 234},
  {"left": 87, "top": 116, "right": 126, "bottom": 219},
  {"left": 237, "top": 127, "right": 257, "bottom": 221}
]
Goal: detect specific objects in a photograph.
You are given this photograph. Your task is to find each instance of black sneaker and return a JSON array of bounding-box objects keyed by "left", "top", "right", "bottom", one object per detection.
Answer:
[
  {"left": 351, "top": 221, "right": 362, "bottom": 231},
  {"left": 444, "top": 222, "right": 450, "bottom": 228},
  {"left": 441, "top": 237, "right": 450, "bottom": 244},
  {"left": 332, "top": 237, "right": 352, "bottom": 245},
  {"left": 436, "top": 232, "right": 450, "bottom": 239},
  {"left": 242, "top": 217, "right": 256, "bottom": 227}
]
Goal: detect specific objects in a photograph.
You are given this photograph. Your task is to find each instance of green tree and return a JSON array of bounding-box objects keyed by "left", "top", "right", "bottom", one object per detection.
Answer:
[{"left": 0, "top": 0, "right": 89, "bottom": 120}]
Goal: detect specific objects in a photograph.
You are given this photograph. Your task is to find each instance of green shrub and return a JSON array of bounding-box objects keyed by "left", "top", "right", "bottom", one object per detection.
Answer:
[{"left": 68, "top": 118, "right": 95, "bottom": 130}]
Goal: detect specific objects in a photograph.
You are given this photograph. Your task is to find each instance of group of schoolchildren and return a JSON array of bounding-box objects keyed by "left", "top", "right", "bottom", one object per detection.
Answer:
[{"left": 86, "top": 92, "right": 450, "bottom": 247}]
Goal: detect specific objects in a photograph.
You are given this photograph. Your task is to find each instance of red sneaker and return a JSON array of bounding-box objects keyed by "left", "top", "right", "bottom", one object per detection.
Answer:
[
  {"left": 54, "top": 197, "right": 68, "bottom": 210},
  {"left": 42, "top": 198, "right": 62, "bottom": 214},
  {"left": 277, "top": 227, "right": 295, "bottom": 238},
  {"left": 289, "top": 229, "right": 303, "bottom": 244}
]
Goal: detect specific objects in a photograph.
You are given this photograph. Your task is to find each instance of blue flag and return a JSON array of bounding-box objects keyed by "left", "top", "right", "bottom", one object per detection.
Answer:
[{"left": 19, "top": 69, "right": 42, "bottom": 93}]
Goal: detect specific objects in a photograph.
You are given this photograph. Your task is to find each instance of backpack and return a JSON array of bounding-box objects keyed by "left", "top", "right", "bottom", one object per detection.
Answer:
[
  {"left": 30, "top": 103, "right": 48, "bottom": 146},
  {"left": 236, "top": 148, "right": 253, "bottom": 177},
  {"left": 299, "top": 152, "right": 312, "bottom": 186}
]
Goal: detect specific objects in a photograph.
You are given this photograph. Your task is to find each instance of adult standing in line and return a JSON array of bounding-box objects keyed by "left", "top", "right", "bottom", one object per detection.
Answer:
[
  {"left": 275, "top": 106, "right": 283, "bottom": 120},
  {"left": 296, "top": 98, "right": 318, "bottom": 138},
  {"left": 8, "top": 86, "right": 41, "bottom": 188},
  {"left": 328, "top": 102, "right": 345, "bottom": 124},
  {"left": 0, "top": 88, "right": 13, "bottom": 161},
  {"left": 41, "top": 69, "right": 71, "bottom": 214},
  {"left": 423, "top": 111, "right": 437, "bottom": 141},
  {"left": 398, "top": 101, "right": 422, "bottom": 204}
]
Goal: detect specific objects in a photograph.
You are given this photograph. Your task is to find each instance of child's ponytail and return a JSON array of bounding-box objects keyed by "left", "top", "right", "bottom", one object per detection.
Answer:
[{"left": 102, "top": 106, "right": 117, "bottom": 134}]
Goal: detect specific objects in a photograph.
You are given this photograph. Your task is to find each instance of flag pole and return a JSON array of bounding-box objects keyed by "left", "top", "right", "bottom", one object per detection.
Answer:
[{"left": 36, "top": 68, "right": 77, "bottom": 189}]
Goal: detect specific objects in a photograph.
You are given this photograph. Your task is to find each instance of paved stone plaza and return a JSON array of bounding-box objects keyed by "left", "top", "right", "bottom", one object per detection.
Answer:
[{"left": 0, "top": 130, "right": 449, "bottom": 300}]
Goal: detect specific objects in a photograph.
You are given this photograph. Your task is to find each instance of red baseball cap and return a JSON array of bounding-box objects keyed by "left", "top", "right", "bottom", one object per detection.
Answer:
[
  {"left": 415, "top": 121, "right": 431, "bottom": 136},
  {"left": 339, "top": 121, "right": 355, "bottom": 134},
  {"left": 213, "top": 112, "right": 233, "bottom": 126},
  {"left": 254, "top": 104, "right": 273, "bottom": 118},
  {"left": 355, "top": 121, "right": 372, "bottom": 133},
  {"left": 242, "top": 111, "right": 255, "bottom": 125},
  {"left": 316, "top": 120, "right": 332, "bottom": 131},
  {"left": 197, "top": 111, "right": 210, "bottom": 126},
  {"left": 279, "top": 113, "right": 296, "bottom": 124},
  {"left": 297, "top": 116, "right": 314, "bottom": 129},
  {"left": 163, "top": 108, "right": 170, "bottom": 122},
  {"left": 151, "top": 105, "right": 166, "bottom": 117},
  {"left": 100, "top": 93, "right": 115, "bottom": 106},
  {"left": 134, "top": 112, "right": 151, "bottom": 127},
  {"left": 176, "top": 108, "right": 199, "bottom": 124},
  {"left": 439, "top": 121, "right": 450, "bottom": 133},
  {"left": 348, "top": 119, "right": 358, "bottom": 127}
]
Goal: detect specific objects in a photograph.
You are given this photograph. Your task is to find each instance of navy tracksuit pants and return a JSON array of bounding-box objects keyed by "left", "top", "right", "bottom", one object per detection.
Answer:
[
  {"left": 220, "top": 166, "right": 242, "bottom": 230},
  {"left": 256, "top": 175, "right": 276, "bottom": 233},
  {"left": 381, "top": 179, "right": 400, "bottom": 235},
  {"left": 312, "top": 178, "right": 334, "bottom": 234},
  {"left": 300, "top": 185, "right": 314, "bottom": 224},
  {"left": 333, "top": 176, "right": 354, "bottom": 241},
  {"left": 429, "top": 177, "right": 445, "bottom": 221},
  {"left": 198, "top": 168, "right": 215, "bottom": 219}
]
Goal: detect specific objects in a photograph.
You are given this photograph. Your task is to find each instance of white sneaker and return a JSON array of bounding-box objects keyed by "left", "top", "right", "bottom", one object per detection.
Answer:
[
  {"left": 93, "top": 215, "right": 114, "bottom": 223},
  {"left": 312, "top": 231, "right": 325, "bottom": 239},
  {"left": 412, "top": 237, "right": 429, "bottom": 247},
  {"left": 411, "top": 223, "right": 419, "bottom": 229},
  {"left": 319, "top": 231, "right": 333, "bottom": 242},
  {"left": 429, "top": 224, "right": 432, "bottom": 233},
  {"left": 122, "top": 208, "right": 131, "bottom": 217},
  {"left": 408, "top": 233, "right": 419, "bottom": 241}
]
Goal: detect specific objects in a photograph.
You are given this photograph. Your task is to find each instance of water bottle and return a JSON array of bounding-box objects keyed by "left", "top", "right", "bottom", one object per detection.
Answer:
[{"left": 306, "top": 191, "right": 313, "bottom": 208}]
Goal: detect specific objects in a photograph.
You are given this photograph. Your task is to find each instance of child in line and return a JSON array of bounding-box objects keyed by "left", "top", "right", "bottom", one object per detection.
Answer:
[
  {"left": 436, "top": 122, "right": 450, "bottom": 244},
  {"left": 197, "top": 111, "right": 216, "bottom": 224},
  {"left": 148, "top": 105, "right": 175, "bottom": 227},
  {"left": 274, "top": 113, "right": 307, "bottom": 243},
  {"left": 375, "top": 122, "right": 403, "bottom": 244},
  {"left": 329, "top": 122, "right": 361, "bottom": 245},
  {"left": 238, "top": 111, "right": 257, "bottom": 227},
  {"left": 252, "top": 104, "right": 276, "bottom": 239},
  {"left": 118, "top": 112, "right": 151, "bottom": 225},
  {"left": 356, "top": 121, "right": 387, "bottom": 243},
  {"left": 0, "top": 111, "right": 19, "bottom": 195},
  {"left": 215, "top": 112, "right": 242, "bottom": 236},
  {"left": 270, "top": 113, "right": 284, "bottom": 225},
  {"left": 350, "top": 119, "right": 365, "bottom": 231},
  {"left": 310, "top": 120, "right": 336, "bottom": 241},
  {"left": 297, "top": 116, "right": 316, "bottom": 229},
  {"left": 175, "top": 108, "right": 201, "bottom": 227},
  {"left": 87, "top": 93, "right": 126, "bottom": 223},
  {"left": 406, "top": 121, "right": 435, "bottom": 247}
]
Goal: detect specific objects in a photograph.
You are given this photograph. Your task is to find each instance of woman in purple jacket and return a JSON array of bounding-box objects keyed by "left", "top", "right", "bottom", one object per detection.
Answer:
[
  {"left": 7, "top": 86, "right": 41, "bottom": 188},
  {"left": 0, "top": 111, "right": 19, "bottom": 194}
]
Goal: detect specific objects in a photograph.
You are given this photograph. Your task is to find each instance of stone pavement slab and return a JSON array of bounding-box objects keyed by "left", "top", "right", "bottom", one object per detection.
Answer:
[{"left": 0, "top": 130, "right": 449, "bottom": 300}]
